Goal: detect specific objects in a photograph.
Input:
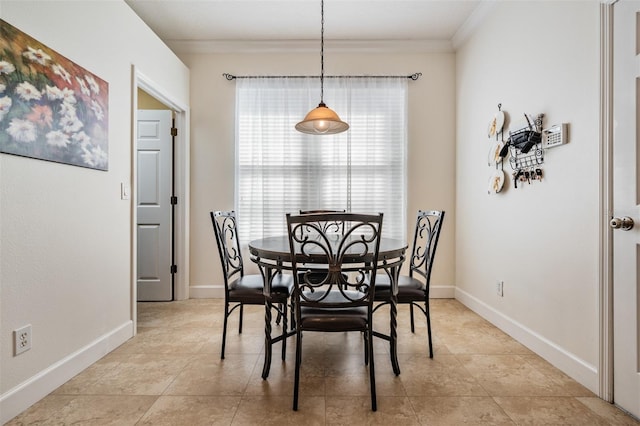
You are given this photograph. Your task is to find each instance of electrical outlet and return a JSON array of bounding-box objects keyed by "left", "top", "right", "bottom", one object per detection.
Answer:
[
  {"left": 496, "top": 281, "right": 504, "bottom": 297},
  {"left": 14, "top": 324, "right": 32, "bottom": 356}
]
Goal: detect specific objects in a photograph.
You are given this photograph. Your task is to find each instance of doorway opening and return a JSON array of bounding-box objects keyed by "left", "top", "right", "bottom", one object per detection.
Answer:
[{"left": 132, "top": 68, "right": 190, "bottom": 330}]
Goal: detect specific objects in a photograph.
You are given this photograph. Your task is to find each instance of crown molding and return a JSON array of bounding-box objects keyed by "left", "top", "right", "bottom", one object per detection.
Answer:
[
  {"left": 166, "top": 39, "right": 454, "bottom": 55},
  {"left": 451, "top": 0, "right": 496, "bottom": 50}
]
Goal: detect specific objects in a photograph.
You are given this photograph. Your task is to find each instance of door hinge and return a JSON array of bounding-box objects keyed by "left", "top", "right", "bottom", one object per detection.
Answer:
[
  {"left": 170, "top": 127, "right": 177, "bottom": 137},
  {"left": 171, "top": 265, "right": 177, "bottom": 274},
  {"left": 171, "top": 196, "right": 178, "bottom": 205}
]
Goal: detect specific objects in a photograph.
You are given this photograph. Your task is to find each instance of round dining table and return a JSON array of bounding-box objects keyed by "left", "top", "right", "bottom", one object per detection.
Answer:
[{"left": 248, "top": 235, "right": 407, "bottom": 379}]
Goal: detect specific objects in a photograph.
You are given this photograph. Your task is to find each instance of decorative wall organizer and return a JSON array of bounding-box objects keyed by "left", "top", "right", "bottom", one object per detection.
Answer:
[
  {"left": 487, "top": 104, "right": 547, "bottom": 193},
  {"left": 0, "top": 19, "right": 109, "bottom": 171}
]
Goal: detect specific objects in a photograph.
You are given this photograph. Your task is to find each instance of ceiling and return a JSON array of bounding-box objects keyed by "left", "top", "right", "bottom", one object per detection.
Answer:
[{"left": 124, "top": 0, "right": 487, "bottom": 53}]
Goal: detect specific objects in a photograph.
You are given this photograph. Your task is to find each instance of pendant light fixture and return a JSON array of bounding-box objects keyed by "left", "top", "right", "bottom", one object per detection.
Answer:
[{"left": 295, "top": 0, "right": 349, "bottom": 135}]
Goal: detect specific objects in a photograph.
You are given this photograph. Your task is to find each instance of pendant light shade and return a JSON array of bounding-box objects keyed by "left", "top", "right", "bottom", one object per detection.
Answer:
[
  {"left": 296, "top": 0, "right": 349, "bottom": 135},
  {"left": 295, "top": 102, "right": 349, "bottom": 134}
]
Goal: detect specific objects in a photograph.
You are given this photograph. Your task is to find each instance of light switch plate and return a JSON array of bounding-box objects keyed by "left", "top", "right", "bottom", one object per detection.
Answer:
[{"left": 121, "top": 183, "right": 130, "bottom": 200}]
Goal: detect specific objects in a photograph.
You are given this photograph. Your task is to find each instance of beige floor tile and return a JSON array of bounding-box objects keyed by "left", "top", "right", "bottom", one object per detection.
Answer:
[
  {"left": 112, "top": 326, "right": 212, "bottom": 354},
  {"left": 80, "top": 353, "right": 193, "bottom": 395},
  {"left": 521, "top": 354, "right": 595, "bottom": 397},
  {"left": 494, "top": 396, "right": 612, "bottom": 425},
  {"left": 137, "top": 395, "right": 241, "bottom": 425},
  {"left": 439, "top": 324, "right": 532, "bottom": 355},
  {"left": 576, "top": 397, "right": 640, "bottom": 425},
  {"left": 399, "top": 354, "right": 488, "bottom": 396},
  {"left": 232, "top": 395, "right": 326, "bottom": 425},
  {"left": 409, "top": 396, "right": 515, "bottom": 425},
  {"left": 5, "top": 395, "right": 76, "bottom": 425},
  {"left": 244, "top": 353, "right": 326, "bottom": 396},
  {"left": 245, "top": 372, "right": 326, "bottom": 397},
  {"left": 7, "top": 395, "right": 157, "bottom": 426},
  {"left": 53, "top": 354, "right": 123, "bottom": 395},
  {"left": 396, "top": 328, "right": 451, "bottom": 356},
  {"left": 200, "top": 329, "right": 267, "bottom": 356},
  {"left": 457, "top": 354, "right": 580, "bottom": 397},
  {"left": 325, "top": 396, "right": 419, "bottom": 425},
  {"left": 164, "top": 353, "right": 258, "bottom": 396}
]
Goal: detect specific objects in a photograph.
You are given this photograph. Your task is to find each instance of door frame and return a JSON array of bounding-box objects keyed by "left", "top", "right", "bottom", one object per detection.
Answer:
[
  {"left": 131, "top": 66, "right": 190, "bottom": 331},
  {"left": 598, "top": 0, "right": 614, "bottom": 403}
]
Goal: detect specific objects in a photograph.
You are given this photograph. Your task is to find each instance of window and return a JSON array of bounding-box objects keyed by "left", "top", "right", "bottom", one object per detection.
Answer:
[{"left": 235, "top": 76, "right": 407, "bottom": 243}]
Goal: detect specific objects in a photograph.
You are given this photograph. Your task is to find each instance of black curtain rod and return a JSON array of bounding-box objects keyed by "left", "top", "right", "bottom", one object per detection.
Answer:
[{"left": 223, "top": 72, "right": 422, "bottom": 81}]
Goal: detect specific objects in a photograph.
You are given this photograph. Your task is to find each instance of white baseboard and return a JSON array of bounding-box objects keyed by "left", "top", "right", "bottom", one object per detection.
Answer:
[
  {"left": 189, "top": 284, "right": 224, "bottom": 298},
  {"left": 454, "top": 288, "right": 598, "bottom": 394},
  {"left": 430, "top": 284, "right": 455, "bottom": 298},
  {"left": 0, "top": 321, "right": 133, "bottom": 424}
]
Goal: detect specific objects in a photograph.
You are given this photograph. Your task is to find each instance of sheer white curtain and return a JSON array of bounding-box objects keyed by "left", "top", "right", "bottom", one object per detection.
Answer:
[{"left": 235, "top": 76, "right": 407, "bottom": 243}]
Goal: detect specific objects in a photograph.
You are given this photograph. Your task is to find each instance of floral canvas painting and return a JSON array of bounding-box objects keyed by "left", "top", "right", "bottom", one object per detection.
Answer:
[{"left": 0, "top": 19, "right": 108, "bottom": 170}]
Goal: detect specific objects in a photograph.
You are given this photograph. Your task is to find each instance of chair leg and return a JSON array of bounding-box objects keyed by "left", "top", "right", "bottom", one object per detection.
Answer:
[
  {"left": 426, "top": 300, "right": 433, "bottom": 358},
  {"left": 410, "top": 302, "right": 415, "bottom": 333},
  {"left": 363, "top": 329, "right": 369, "bottom": 366},
  {"left": 368, "top": 327, "right": 377, "bottom": 412},
  {"left": 276, "top": 303, "right": 283, "bottom": 325},
  {"left": 290, "top": 298, "right": 296, "bottom": 331},
  {"left": 281, "top": 301, "right": 288, "bottom": 361},
  {"left": 293, "top": 330, "right": 302, "bottom": 411},
  {"left": 238, "top": 304, "right": 244, "bottom": 334},
  {"left": 221, "top": 302, "right": 229, "bottom": 359}
]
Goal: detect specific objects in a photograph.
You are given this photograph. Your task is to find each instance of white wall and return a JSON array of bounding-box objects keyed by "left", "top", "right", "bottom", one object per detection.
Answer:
[
  {"left": 182, "top": 51, "right": 457, "bottom": 299},
  {"left": 0, "top": 1, "right": 189, "bottom": 422},
  {"left": 455, "top": 1, "right": 600, "bottom": 391}
]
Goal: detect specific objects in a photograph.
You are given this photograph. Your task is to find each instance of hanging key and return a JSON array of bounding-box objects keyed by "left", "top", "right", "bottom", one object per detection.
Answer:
[{"left": 535, "top": 168, "right": 543, "bottom": 181}]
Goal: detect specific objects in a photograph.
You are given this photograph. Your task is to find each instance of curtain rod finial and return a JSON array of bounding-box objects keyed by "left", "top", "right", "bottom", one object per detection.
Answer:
[{"left": 223, "top": 73, "right": 236, "bottom": 80}]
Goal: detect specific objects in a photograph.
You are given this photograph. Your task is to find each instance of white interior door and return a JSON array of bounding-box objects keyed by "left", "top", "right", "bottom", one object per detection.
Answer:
[
  {"left": 137, "top": 109, "right": 173, "bottom": 301},
  {"left": 613, "top": 0, "right": 640, "bottom": 418}
]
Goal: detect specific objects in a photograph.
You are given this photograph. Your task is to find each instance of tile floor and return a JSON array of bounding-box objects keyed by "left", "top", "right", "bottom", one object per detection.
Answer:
[{"left": 7, "top": 299, "right": 640, "bottom": 425}]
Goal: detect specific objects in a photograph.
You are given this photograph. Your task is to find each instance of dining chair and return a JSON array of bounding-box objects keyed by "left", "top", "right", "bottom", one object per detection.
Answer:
[
  {"left": 210, "top": 210, "right": 293, "bottom": 359},
  {"left": 286, "top": 212, "right": 383, "bottom": 411},
  {"left": 373, "top": 210, "right": 445, "bottom": 358}
]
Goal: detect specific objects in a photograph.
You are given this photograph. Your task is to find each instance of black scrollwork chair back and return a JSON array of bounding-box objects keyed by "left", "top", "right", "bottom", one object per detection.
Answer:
[
  {"left": 211, "top": 210, "right": 293, "bottom": 359},
  {"left": 299, "top": 209, "right": 346, "bottom": 235},
  {"left": 286, "top": 212, "right": 383, "bottom": 411},
  {"left": 298, "top": 209, "right": 347, "bottom": 284},
  {"left": 373, "top": 210, "right": 445, "bottom": 358}
]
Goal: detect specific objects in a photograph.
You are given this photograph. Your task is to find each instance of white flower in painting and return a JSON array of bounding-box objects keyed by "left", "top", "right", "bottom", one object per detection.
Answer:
[
  {"left": 75, "top": 76, "right": 90, "bottom": 97},
  {"left": 85, "top": 74, "right": 99, "bottom": 95},
  {"left": 51, "top": 63, "right": 71, "bottom": 84},
  {"left": 7, "top": 118, "right": 37, "bottom": 143},
  {"left": 0, "top": 96, "right": 12, "bottom": 121},
  {"left": 23, "top": 46, "right": 51, "bottom": 65},
  {"left": 72, "top": 131, "right": 91, "bottom": 145},
  {"left": 61, "top": 88, "right": 76, "bottom": 104},
  {"left": 15, "top": 81, "right": 42, "bottom": 101},
  {"left": 82, "top": 144, "right": 107, "bottom": 168},
  {"left": 45, "top": 85, "right": 63, "bottom": 101},
  {"left": 59, "top": 114, "right": 83, "bottom": 133},
  {"left": 0, "top": 61, "right": 16, "bottom": 75},
  {"left": 45, "top": 130, "right": 70, "bottom": 148},
  {"left": 60, "top": 101, "right": 76, "bottom": 118},
  {"left": 90, "top": 99, "right": 104, "bottom": 121}
]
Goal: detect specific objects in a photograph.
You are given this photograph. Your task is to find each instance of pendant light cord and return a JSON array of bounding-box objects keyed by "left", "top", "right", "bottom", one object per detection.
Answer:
[{"left": 320, "top": 0, "right": 325, "bottom": 105}]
